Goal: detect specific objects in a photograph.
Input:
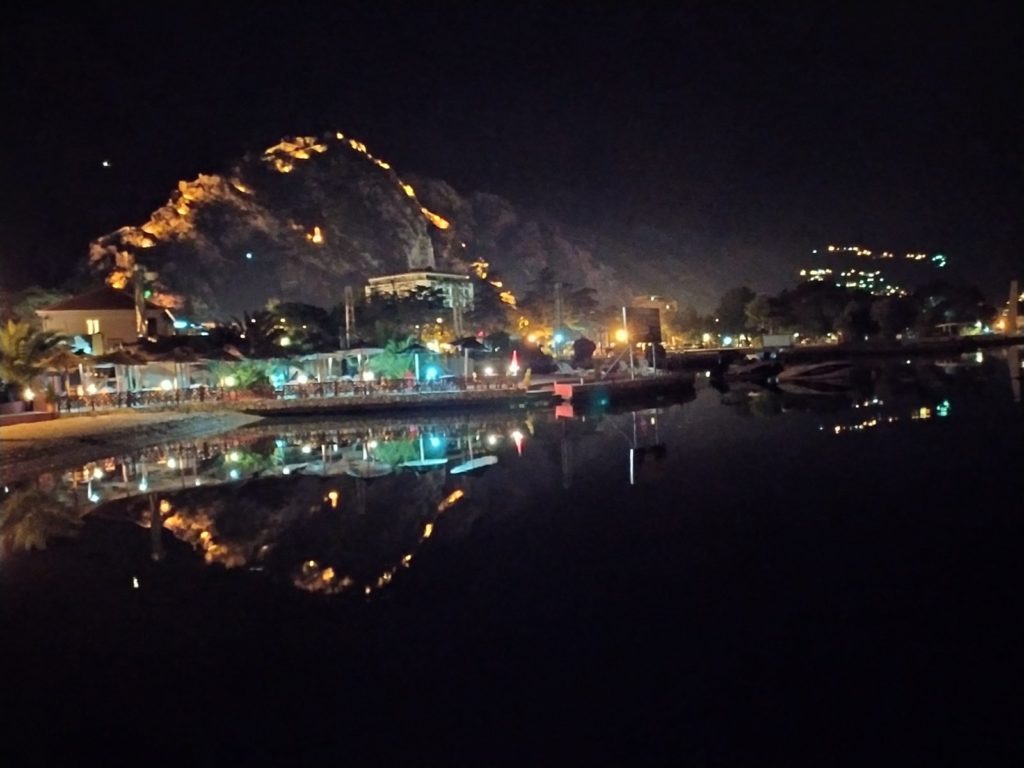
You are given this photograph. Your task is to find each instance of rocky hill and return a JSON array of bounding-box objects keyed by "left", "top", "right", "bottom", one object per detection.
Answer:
[{"left": 88, "top": 131, "right": 769, "bottom": 319}]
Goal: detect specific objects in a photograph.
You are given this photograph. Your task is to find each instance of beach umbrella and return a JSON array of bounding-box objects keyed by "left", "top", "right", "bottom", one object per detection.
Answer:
[
  {"left": 344, "top": 442, "right": 394, "bottom": 479},
  {"left": 45, "top": 346, "right": 86, "bottom": 396},
  {"left": 94, "top": 348, "right": 150, "bottom": 392},
  {"left": 452, "top": 337, "right": 484, "bottom": 350},
  {"left": 398, "top": 341, "right": 429, "bottom": 354},
  {"left": 156, "top": 346, "right": 203, "bottom": 389},
  {"left": 344, "top": 459, "right": 394, "bottom": 479},
  {"left": 400, "top": 435, "right": 449, "bottom": 471}
]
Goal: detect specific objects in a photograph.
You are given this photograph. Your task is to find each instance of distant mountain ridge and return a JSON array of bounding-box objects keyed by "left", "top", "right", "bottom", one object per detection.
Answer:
[{"left": 88, "top": 130, "right": 759, "bottom": 319}]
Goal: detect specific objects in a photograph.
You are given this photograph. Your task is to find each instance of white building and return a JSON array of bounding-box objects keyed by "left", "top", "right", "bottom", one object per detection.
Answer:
[
  {"left": 37, "top": 286, "right": 175, "bottom": 353},
  {"left": 365, "top": 271, "right": 474, "bottom": 310}
]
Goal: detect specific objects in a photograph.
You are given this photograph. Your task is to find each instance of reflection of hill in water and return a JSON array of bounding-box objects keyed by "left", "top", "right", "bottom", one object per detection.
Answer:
[{"left": 101, "top": 469, "right": 449, "bottom": 597}]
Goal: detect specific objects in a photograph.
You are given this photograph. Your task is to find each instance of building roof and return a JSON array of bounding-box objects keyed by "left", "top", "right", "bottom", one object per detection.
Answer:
[
  {"left": 38, "top": 285, "right": 158, "bottom": 312},
  {"left": 367, "top": 271, "right": 469, "bottom": 284}
]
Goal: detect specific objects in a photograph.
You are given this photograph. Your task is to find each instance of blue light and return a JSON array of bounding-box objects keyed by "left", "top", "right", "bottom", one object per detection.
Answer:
[
  {"left": 723, "top": 335, "right": 734, "bottom": 346},
  {"left": 425, "top": 366, "right": 439, "bottom": 381},
  {"left": 245, "top": 252, "right": 253, "bottom": 260},
  {"left": 229, "top": 468, "right": 240, "bottom": 480},
  {"left": 553, "top": 333, "right": 565, "bottom": 344},
  {"left": 173, "top": 320, "right": 188, "bottom": 329},
  {"left": 429, "top": 436, "right": 442, "bottom": 449}
]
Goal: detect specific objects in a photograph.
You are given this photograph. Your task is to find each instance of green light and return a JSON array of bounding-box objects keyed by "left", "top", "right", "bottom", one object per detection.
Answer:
[{"left": 143, "top": 289, "right": 152, "bottom": 298}]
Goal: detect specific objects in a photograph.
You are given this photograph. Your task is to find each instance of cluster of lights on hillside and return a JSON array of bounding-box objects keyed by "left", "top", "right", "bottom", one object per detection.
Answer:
[
  {"left": 801, "top": 243, "right": 949, "bottom": 297},
  {"left": 799, "top": 267, "right": 906, "bottom": 296},
  {"left": 821, "top": 245, "right": 947, "bottom": 266}
]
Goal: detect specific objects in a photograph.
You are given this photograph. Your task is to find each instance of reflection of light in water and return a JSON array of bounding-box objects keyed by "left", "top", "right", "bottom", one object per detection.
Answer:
[{"left": 437, "top": 489, "right": 464, "bottom": 512}]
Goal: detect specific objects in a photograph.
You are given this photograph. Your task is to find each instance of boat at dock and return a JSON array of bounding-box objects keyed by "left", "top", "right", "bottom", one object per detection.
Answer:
[{"left": 775, "top": 360, "right": 853, "bottom": 383}]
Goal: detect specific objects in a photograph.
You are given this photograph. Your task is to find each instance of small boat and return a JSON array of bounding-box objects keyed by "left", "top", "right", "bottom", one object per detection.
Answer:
[
  {"left": 776, "top": 378, "right": 851, "bottom": 396},
  {"left": 776, "top": 360, "right": 852, "bottom": 382},
  {"left": 725, "top": 354, "right": 782, "bottom": 382}
]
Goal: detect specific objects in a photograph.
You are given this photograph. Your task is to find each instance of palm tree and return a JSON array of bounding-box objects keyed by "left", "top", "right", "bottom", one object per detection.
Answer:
[
  {"left": 0, "top": 486, "right": 83, "bottom": 554},
  {"left": 231, "top": 310, "right": 285, "bottom": 357},
  {"left": 368, "top": 337, "right": 414, "bottom": 378},
  {"left": 0, "top": 320, "right": 65, "bottom": 399}
]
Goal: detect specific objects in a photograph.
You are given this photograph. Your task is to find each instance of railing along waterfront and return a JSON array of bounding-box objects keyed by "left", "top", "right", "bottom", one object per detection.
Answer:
[{"left": 50, "top": 376, "right": 521, "bottom": 413}]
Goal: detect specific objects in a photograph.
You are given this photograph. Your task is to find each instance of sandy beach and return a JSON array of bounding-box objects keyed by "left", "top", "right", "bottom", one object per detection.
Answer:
[{"left": 0, "top": 408, "right": 262, "bottom": 482}]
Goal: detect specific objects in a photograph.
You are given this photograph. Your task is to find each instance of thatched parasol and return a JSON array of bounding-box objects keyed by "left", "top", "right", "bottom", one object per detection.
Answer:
[
  {"left": 45, "top": 346, "right": 87, "bottom": 396},
  {"left": 94, "top": 348, "right": 150, "bottom": 392}
]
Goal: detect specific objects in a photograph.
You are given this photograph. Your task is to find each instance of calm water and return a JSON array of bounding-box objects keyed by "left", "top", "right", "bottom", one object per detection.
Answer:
[{"left": 2, "top": 349, "right": 1022, "bottom": 764}]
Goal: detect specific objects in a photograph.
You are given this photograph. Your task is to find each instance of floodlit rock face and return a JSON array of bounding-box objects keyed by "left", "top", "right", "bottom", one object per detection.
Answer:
[
  {"left": 89, "top": 132, "right": 446, "bottom": 318},
  {"left": 89, "top": 130, "right": 728, "bottom": 319}
]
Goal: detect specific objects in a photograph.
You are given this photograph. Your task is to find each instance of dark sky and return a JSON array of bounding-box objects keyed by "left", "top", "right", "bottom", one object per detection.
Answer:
[{"left": 1, "top": 3, "right": 1021, "bottom": 299}]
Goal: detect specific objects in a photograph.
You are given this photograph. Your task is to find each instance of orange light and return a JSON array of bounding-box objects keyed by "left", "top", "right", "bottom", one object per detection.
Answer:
[{"left": 420, "top": 207, "right": 450, "bottom": 230}]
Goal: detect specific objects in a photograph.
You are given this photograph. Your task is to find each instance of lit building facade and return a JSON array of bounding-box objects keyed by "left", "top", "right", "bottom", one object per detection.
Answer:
[
  {"left": 36, "top": 285, "right": 175, "bottom": 353},
  {"left": 365, "top": 271, "right": 474, "bottom": 310}
]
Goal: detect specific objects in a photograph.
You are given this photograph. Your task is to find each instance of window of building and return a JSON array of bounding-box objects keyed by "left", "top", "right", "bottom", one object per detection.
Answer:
[{"left": 86, "top": 318, "right": 101, "bottom": 335}]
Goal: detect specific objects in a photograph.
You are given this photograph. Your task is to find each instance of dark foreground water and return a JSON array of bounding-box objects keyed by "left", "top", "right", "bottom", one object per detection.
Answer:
[{"left": 2, "top": 350, "right": 1022, "bottom": 765}]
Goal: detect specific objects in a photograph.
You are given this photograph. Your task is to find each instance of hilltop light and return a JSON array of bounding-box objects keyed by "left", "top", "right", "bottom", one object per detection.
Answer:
[
  {"left": 401, "top": 183, "right": 416, "bottom": 198},
  {"left": 307, "top": 226, "right": 324, "bottom": 244}
]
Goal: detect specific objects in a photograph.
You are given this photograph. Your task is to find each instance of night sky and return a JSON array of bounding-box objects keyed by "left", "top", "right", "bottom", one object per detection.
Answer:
[{"left": 1, "top": 4, "right": 1020, "bottom": 299}]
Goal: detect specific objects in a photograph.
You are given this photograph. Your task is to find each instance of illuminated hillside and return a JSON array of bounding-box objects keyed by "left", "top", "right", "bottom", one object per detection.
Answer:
[{"left": 87, "top": 129, "right": 735, "bottom": 319}]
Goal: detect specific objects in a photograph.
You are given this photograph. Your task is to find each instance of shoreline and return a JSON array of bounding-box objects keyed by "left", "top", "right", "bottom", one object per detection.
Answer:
[
  {"left": 2, "top": 337, "right": 1019, "bottom": 481},
  {"left": 0, "top": 408, "right": 263, "bottom": 483}
]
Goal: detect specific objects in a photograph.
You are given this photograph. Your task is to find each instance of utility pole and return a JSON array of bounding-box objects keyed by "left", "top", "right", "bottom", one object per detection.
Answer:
[
  {"left": 622, "top": 305, "right": 635, "bottom": 380},
  {"left": 1008, "top": 279, "right": 1019, "bottom": 336},
  {"left": 553, "top": 281, "right": 563, "bottom": 357},
  {"left": 343, "top": 286, "right": 355, "bottom": 348}
]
